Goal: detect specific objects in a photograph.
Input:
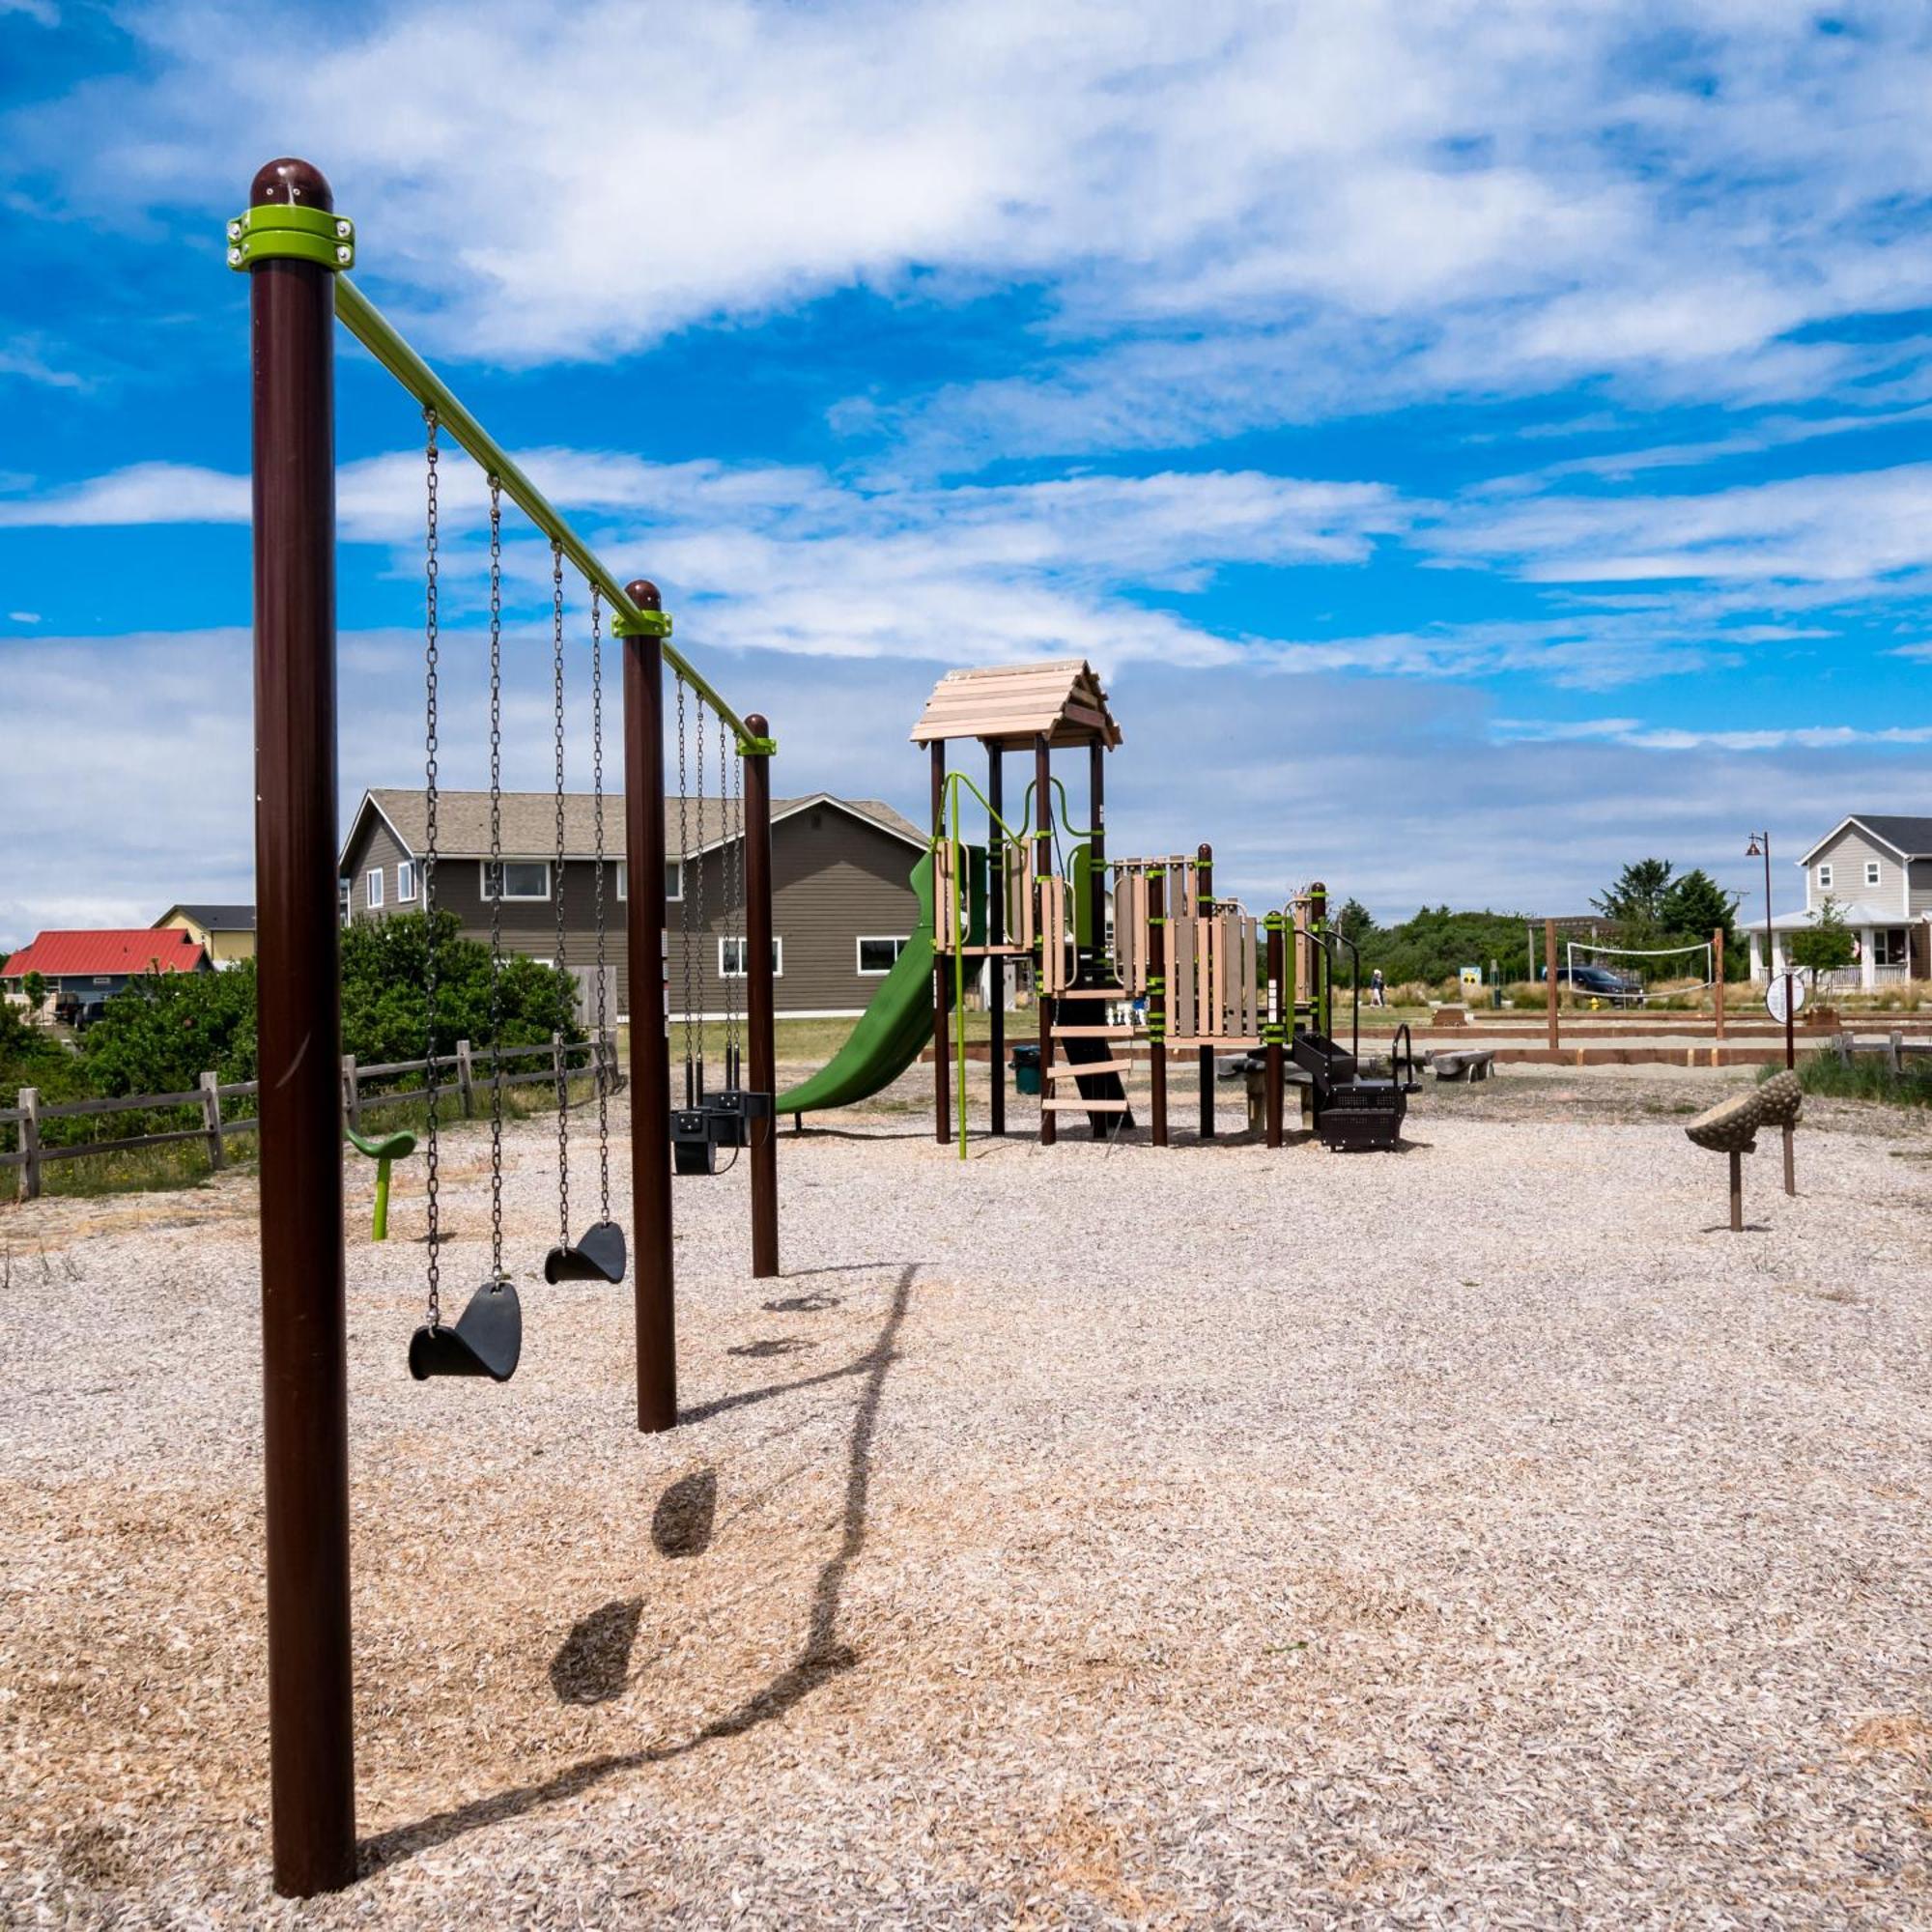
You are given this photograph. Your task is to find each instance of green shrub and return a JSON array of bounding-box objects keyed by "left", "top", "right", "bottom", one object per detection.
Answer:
[{"left": 1777, "top": 1053, "right": 1932, "bottom": 1109}]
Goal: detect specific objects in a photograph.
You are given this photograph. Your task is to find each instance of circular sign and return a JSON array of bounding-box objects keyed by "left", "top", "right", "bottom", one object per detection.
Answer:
[{"left": 1765, "top": 974, "right": 1809, "bottom": 1024}]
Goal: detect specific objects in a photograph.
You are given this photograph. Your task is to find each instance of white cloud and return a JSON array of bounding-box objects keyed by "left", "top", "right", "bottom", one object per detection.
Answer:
[
  {"left": 0, "top": 450, "right": 1407, "bottom": 671},
  {"left": 8, "top": 622, "right": 1915, "bottom": 945},
  {"left": 14, "top": 0, "right": 1932, "bottom": 455},
  {"left": 1434, "top": 464, "right": 1932, "bottom": 585},
  {"left": 1493, "top": 716, "right": 1932, "bottom": 753}
]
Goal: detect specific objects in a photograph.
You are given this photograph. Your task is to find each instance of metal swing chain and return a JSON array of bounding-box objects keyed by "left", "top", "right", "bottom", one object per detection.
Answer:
[
  {"left": 590, "top": 585, "right": 611, "bottom": 1221},
  {"left": 694, "top": 694, "right": 707, "bottom": 1099},
  {"left": 675, "top": 673, "right": 695, "bottom": 1101},
  {"left": 722, "top": 711, "right": 740, "bottom": 1081},
  {"left": 551, "top": 541, "right": 570, "bottom": 1249},
  {"left": 487, "top": 476, "right": 506, "bottom": 1284},
  {"left": 422, "top": 406, "right": 442, "bottom": 1329}
]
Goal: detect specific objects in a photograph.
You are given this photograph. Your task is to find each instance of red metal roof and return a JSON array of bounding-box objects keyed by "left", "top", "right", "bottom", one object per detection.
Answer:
[{"left": 3, "top": 928, "right": 207, "bottom": 980}]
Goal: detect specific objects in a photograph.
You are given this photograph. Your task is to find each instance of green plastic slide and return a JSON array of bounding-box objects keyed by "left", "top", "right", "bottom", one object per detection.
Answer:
[{"left": 778, "top": 847, "right": 983, "bottom": 1116}]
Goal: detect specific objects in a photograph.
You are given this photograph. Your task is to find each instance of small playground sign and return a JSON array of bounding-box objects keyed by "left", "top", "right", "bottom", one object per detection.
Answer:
[{"left": 1764, "top": 974, "right": 1808, "bottom": 1024}]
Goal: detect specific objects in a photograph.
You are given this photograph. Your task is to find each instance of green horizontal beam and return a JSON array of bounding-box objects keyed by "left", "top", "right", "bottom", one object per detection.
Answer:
[{"left": 331, "top": 274, "right": 758, "bottom": 748}]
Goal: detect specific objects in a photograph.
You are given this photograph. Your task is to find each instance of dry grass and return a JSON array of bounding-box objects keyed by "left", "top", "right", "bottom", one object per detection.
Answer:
[{"left": 3, "top": 1068, "right": 1930, "bottom": 1927}]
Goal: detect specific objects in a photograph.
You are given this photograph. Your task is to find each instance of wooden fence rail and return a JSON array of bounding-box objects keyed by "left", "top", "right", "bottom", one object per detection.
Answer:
[
  {"left": 5, "top": 1034, "right": 618, "bottom": 1202},
  {"left": 1833, "top": 1030, "right": 1932, "bottom": 1073}
]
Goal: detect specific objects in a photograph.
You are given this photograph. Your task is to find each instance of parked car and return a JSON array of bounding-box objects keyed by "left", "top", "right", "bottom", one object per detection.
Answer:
[{"left": 1540, "top": 962, "right": 1644, "bottom": 1006}]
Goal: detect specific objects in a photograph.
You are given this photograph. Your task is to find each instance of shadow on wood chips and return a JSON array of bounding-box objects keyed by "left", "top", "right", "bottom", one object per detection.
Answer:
[{"left": 359, "top": 1261, "right": 919, "bottom": 1878}]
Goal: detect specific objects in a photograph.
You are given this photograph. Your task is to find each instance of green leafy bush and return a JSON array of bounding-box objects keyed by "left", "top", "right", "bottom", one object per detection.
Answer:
[{"left": 339, "top": 910, "right": 582, "bottom": 1067}]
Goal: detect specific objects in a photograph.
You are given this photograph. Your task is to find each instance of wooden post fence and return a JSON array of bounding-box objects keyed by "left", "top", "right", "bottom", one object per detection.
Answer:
[
  {"left": 1545, "top": 920, "right": 1559, "bottom": 1052},
  {"left": 201, "top": 1070, "right": 227, "bottom": 1172}
]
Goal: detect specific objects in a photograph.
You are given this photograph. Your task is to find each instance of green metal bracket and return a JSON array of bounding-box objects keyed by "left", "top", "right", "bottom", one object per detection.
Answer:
[
  {"left": 1263, "top": 911, "right": 1289, "bottom": 932},
  {"left": 611, "top": 606, "right": 675, "bottom": 639},
  {"left": 736, "top": 733, "right": 778, "bottom": 758},
  {"left": 227, "top": 204, "right": 355, "bottom": 272}
]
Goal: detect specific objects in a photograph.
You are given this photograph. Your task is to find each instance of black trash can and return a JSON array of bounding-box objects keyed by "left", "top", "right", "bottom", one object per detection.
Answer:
[{"left": 1012, "top": 1042, "right": 1042, "bottom": 1096}]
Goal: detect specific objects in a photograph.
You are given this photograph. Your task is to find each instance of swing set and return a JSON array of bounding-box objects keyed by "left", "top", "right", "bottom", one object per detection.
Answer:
[{"left": 236, "top": 156, "right": 781, "bottom": 1895}]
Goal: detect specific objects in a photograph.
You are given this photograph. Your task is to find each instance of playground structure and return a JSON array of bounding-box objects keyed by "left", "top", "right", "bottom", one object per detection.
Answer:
[
  {"left": 234, "top": 158, "right": 782, "bottom": 1893},
  {"left": 781, "top": 661, "right": 1418, "bottom": 1152}
]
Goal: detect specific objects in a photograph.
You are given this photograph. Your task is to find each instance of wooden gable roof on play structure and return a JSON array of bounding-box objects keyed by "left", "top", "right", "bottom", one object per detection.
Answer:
[{"left": 909, "top": 660, "right": 1122, "bottom": 750}]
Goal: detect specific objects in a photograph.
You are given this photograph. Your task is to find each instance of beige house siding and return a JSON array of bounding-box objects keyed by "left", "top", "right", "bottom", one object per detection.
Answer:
[
  {"left": 1805, "top": 825, "right": 1907, "bottom": 914},
  {"left": 157, "top": 913, "right": 256, "bottom": 964},
  {"left": 339, "top": 794, "right": 922, "bottom": 1018},
  {"left": 1908, "top": 858, "right": 1932, "bottom": 921}
]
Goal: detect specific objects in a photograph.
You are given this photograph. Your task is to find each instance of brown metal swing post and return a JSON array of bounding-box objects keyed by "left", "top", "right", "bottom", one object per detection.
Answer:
[
  {"left": 246, "top": 156, "right": 356, "bottom": 1899},
  {"left": 743, "top": 715, "right": 779, "bottom": 1277},
  {"left": 930, "top": 741, "right": 951, "bottom": 1145},
  {"left": 1197, "top": 842, "right": 1215, "bottom": 1138},
  {"left": 1149, "top": 868, "right": 1169, "bottom": 1147},
  {"left": 987, "top": 744, "right": 1006, "bottom": 1136},
  {"left": 1035, "top": 732, "right": 1056, "bottom": 1147},
  {"left": 623, "top": 581, "right": 677, "bottom": 1432}
]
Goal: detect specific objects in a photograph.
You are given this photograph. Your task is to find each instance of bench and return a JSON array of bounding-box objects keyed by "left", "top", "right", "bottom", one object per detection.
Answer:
[{"left": 1431, "top": 1048, "right": 1495, "bottom": 1083}]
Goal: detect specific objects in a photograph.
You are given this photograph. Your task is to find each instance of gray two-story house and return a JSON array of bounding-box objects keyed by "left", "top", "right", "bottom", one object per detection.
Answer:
[
  {"left": 1752, "top": 813, "right": 1932, "bottom": 987},
  {"left": 337, "top": 788, "right": 924, "bottom": 1019}
]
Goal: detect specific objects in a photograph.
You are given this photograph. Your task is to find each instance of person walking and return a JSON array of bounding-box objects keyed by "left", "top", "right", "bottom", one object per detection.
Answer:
[{"left": 1369, "top": 966, "right": 1387, "bottom": 1008}]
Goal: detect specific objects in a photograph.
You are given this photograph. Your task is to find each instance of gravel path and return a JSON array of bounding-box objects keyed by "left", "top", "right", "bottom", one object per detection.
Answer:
[{"left": 4, "top": 1077, "right": 1930, "bottom": 1927}]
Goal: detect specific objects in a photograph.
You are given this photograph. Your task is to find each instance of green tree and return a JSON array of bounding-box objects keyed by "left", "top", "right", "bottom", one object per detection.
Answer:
[
  {"left": 338, "top": 910, "right": 582, "bottom": 1066},
  {"left": 22, "top": 970, "right": 46, "bottom": 1014},
  {"left": 1592, "top": 858, "right": 1675, "bottom": 936},
  {"left": 1658, "top": 867, "right": 1743, "bottom": 977},
  {"left": 1787, "top": 897, "right": 1856, "bottom": 980},
  {"left": 1356, "top": 906, "right": 1534, "bottom": 986},
  {"left": 1335, "top": 897, "right": 1377, "bottom": 946},
  {"left": 82, "top": 962, "right": 259, "bottom": 1096}
]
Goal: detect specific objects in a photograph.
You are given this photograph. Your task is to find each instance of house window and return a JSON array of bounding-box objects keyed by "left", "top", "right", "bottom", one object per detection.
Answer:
[
  {"left": 366, "top": 867, "right": 384, "bottom": 910},
  {"left": 614, "top": 861, "right": 680, "bottom": 900},
  {"left": 339, "top": 878, "right": 352, "bottom": 926},
  {"left": 481, "top": 860, "right": 551, "bottom": 901},
  {"left": 1873, "top": 927, "right": 1908, "bottom": 967},
  {"left": 1816, "top": 864, "right": 1833, "bottom": 891},
  {"left": 397, "top": 860, "right": 417, "bottom": 902},
  {"left": 857, "top": 936, "right": 911, "bottom": 975},
  {"left": 720, "top": 937, "right": 782, "bottom": 979},
  {"left": 1865, "top": 860, "right": 1881, "bottom": 889}
]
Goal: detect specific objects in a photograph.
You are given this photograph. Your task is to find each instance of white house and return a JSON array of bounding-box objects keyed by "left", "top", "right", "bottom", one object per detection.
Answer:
[{"left": 1750, "top": 814, "right": 1932, "bottom": 988}]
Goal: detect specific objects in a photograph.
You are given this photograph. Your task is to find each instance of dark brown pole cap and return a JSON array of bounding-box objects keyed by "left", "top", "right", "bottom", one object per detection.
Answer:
[
  {"left": 251, "top": 157, "right": 332, "bottom": 212},
  {"left": 625, "top": 579, "right": 663, "bottom": 611}
]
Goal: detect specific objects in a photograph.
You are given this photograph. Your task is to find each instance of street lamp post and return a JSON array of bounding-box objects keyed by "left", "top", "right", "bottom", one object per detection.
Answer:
[{"left": 1747, "top": 831, "right": 1797, "bottom": 1196}]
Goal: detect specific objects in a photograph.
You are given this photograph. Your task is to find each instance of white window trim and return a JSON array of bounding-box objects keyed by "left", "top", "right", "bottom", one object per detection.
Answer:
[
  {"left": 479, "top": 859, "right": 553, "bottom": 901},
  {"left": 366, "top": 867, "right": 384, "bottom": 909},
  {"left": 1864, "top": 860, "right": 1881, "bottom": 888},
  {"left": 856, "top": 934, "right": 911, "bottom": 976},
  {"left": 615, "top": 860, "right": 680, "bottom": 900},
  {"left": 1816, "top": 863, "right": 1833, "bottom": 891},
  {"left": 720, "top": 936, "right": 782, "bottom": 979},
  {"left": 397, "top": 860, "right": 417, "bottom": 903}
]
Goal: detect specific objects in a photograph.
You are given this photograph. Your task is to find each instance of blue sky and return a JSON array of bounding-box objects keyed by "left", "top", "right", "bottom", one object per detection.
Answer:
[{"left": 4, "top": 0, "right": 1932, "bottom": 948}]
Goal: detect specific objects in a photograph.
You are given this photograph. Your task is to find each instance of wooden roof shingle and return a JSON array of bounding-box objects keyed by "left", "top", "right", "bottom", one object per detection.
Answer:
[{"left": 909, "top": 659, "right": 1122, "bottom": 750}]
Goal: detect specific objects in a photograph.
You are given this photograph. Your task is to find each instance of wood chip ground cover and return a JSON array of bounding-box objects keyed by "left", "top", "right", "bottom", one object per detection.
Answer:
[{"left": 2, "top": 1071, "right": 1928, "bottom": 1926}]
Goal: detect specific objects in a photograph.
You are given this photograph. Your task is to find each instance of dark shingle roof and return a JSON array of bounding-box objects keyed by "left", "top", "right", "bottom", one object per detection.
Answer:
[
  {"left": 162, "top": 904, "right": 256, "bottom": 930},
  {"left": 1848, "top": 814, "right": 1932, "bottom": 857},
  {"left": 354, "top": 790, "right": 923, "bottom": 864}
]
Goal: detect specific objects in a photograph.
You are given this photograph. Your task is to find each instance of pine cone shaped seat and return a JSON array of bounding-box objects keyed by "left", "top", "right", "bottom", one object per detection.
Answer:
[{"left": 1685, "top": 1070, "right": 1803, "bottom": 1154}]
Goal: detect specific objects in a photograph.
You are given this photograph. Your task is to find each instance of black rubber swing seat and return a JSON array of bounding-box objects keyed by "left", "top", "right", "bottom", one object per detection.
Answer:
[
  {"left": 545, "top": 1219, "right": 627, "bottom": 1285},
  {"left": 409, "top": 1279, "right": 523, "bottom": 1382}
]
